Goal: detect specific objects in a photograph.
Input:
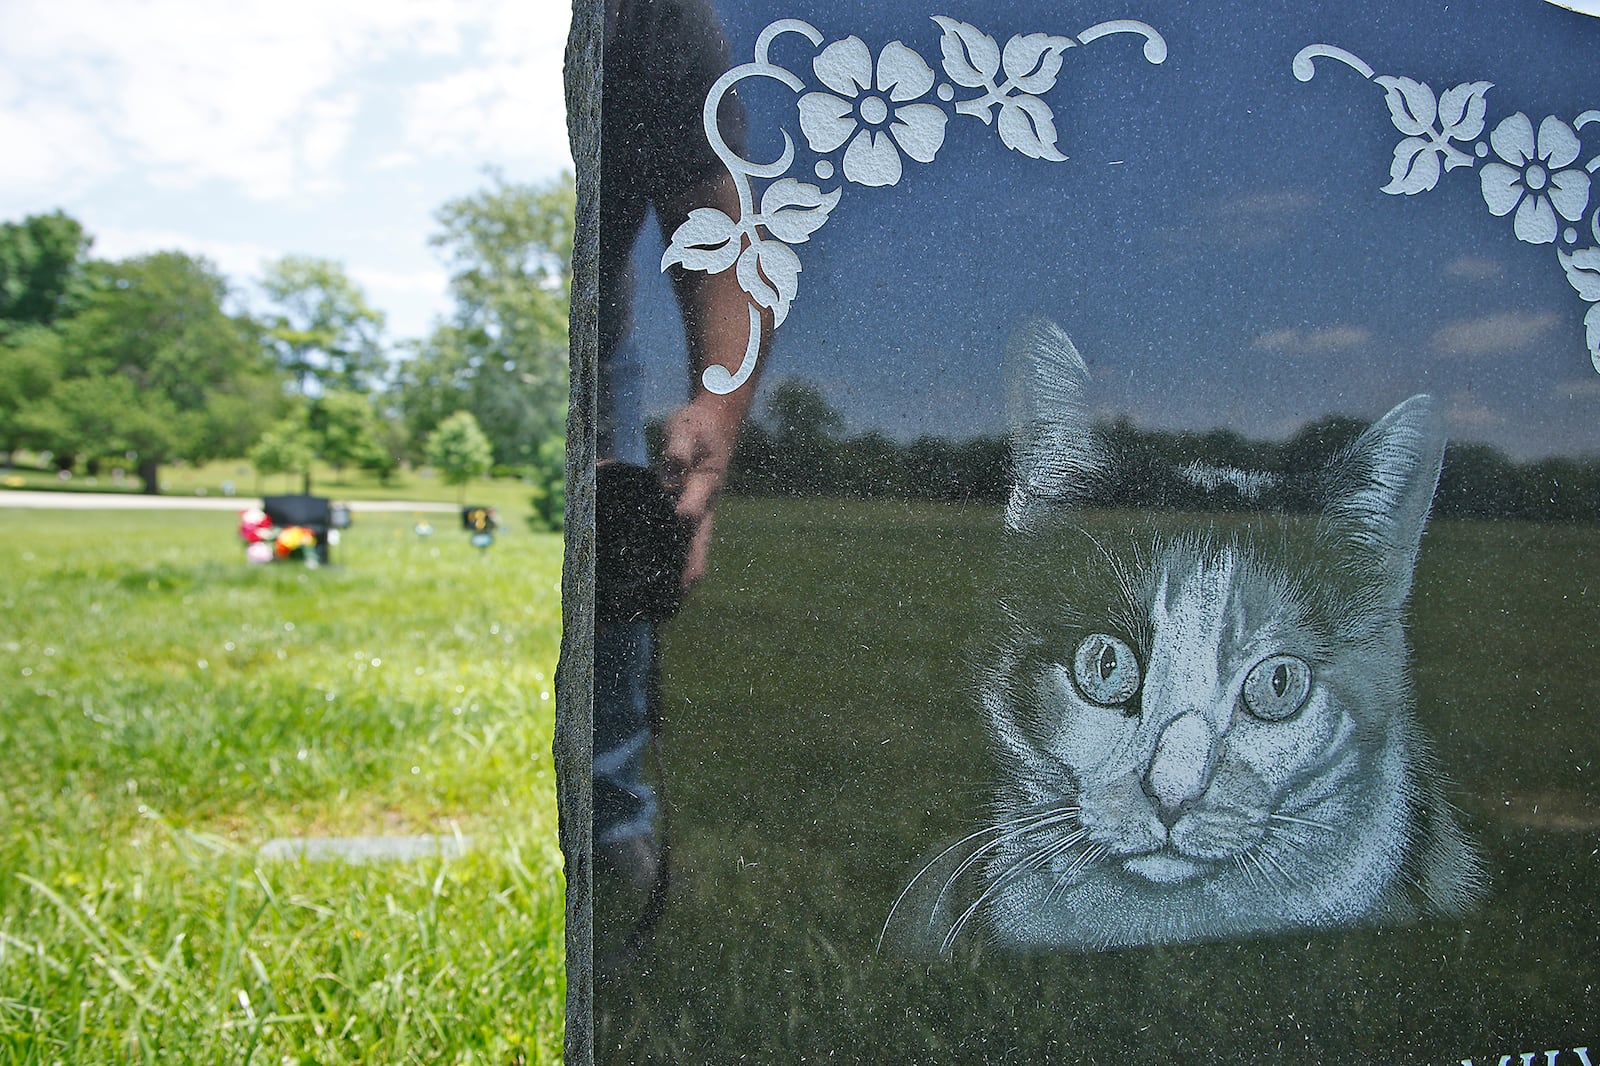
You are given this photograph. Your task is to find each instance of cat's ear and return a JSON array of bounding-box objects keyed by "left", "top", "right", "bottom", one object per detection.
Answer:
[
  {"left": 1004, "top": 318, "right": 1103, "bottom": 531},
  {"left": 1321, "top": 394, "right": 1445, "bottom": 606}
]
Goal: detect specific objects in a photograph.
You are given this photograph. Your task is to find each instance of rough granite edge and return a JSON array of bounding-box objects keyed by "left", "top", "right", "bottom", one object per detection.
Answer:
[{"left": 559, "top": 1, "right": 600, "bottom": 1062}]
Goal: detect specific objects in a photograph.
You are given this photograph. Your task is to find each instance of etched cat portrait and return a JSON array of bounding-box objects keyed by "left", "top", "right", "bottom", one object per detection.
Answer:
[{"left": 886, "top": 320, "right": 1486, "bottom": 954}]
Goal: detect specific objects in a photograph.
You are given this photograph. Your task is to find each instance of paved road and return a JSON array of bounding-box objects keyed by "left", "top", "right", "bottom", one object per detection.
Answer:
[{"left": 0, "top": 489, "right": 458, "bottom": 513}]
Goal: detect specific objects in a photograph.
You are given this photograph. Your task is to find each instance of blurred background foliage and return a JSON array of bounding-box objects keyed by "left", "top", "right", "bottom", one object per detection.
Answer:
[{"left": 0, "top": 172, "right": 574, "bottom": 527}]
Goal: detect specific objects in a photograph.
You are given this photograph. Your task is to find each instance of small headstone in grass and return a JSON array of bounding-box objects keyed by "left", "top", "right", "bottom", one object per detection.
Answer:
[{"left": 257, "top": 834, "right": 471, "bottom": 864}]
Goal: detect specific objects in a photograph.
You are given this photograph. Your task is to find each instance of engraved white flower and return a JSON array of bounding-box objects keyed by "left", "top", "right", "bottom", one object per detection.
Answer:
[
  {"left": 797, "top": 36, "right": 949, "bottom": 188},
  {"left": 1478, "top": 113, "right": 1592, "bottom": 245}
]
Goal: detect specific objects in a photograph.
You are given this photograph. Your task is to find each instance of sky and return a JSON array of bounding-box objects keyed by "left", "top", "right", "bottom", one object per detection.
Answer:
[
  {"left": 0, "top": 0, "right": 573, "bottom": 344},
  {"left": 623, "top": 0, "right": 1600, "bottom": 460}
]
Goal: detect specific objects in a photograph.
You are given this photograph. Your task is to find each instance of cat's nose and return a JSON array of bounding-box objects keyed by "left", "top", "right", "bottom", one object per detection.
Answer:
[{"left": 1143, "top": 713, "right": 1216, "bottom": 826}]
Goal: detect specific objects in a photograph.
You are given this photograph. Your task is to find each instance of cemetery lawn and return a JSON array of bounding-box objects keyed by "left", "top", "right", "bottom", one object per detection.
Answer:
[{"left": 0, "top": 509, "right": 566, "bottom": 1063}]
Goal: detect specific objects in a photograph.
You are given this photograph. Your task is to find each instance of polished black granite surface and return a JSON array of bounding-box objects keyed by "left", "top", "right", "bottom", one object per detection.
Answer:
[{"left": 567, "top": 2, "right": 1600, "bottom": 1060}]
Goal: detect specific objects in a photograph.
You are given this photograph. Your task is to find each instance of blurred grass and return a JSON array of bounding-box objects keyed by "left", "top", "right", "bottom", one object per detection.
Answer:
[
  {"left": 0, "top": 509, "right": 566, "bottom": 1063},
  {"left": 596, "top": 497, "right": 1600, "bottom": 1063}
]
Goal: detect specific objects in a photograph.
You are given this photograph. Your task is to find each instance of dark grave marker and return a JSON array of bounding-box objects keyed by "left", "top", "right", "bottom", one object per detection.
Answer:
[
  {"left": 563, "top": 2, "right": 1600, "bottom": 1061},
  {"left": 242, "top": 494, "right": 340, "bottom": 565},
  {"left": 463, "top": 505, "right": 498, "bottom": 551}
]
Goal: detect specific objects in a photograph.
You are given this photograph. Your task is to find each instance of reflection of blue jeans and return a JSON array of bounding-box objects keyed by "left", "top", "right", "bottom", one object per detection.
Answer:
[
  {"left": 594, "top": 621, "right": 658, "bottom": 846},
  {"left": 597, "top": 326, "right": 659, "bottom": 847}
]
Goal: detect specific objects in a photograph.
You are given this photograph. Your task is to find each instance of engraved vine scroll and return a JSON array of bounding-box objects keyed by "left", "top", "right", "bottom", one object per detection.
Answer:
[{"left": 658, "top": 15, "right": 1167, "bottom": 394}]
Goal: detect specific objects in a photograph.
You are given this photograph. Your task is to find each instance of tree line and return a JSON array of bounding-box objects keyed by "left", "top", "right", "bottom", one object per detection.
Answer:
[
  {"left": 0, "top": 171, "right": 572, "bottom": 518},
  {"left": 698, "top": 378, "right": 1600, "bottom": 524}
]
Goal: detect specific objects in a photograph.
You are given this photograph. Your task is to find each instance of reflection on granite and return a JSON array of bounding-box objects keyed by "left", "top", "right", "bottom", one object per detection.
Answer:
[{"left": 577, "top": 0, "right": 1600, "bottom": 1059}]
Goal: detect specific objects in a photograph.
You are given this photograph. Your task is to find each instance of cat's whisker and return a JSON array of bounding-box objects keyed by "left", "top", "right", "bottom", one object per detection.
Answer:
[
  {"left": 1045, "top": 840, "right": 1109, "bottom": 907},
  {"left": 1269, "top": 812, "right": 1339, "bottom": 834},
  {"left": 930, "top": 809, "right": 1082, "bottom": 925},
  {"left": 941, "top": 833, "right": 1082, "bottom": 955},
  {"left": 1270, "top": 826, "right": 1317, "bottom": 856},
  {"left": 1039, "top": 832, "right": 1098, "bottom": 905},
  {"left": 1258, "top": 847, "right": 1300, "bottom": 888},
  {"left": 1063, "top": 839, "right": 1107, "bottom": 882},
  {"left": 942, "top": 837, "right": 1074, "bottom": 955},
  {"left": 1242, "top": 849, "right": 1274, "bottom": 889},
  {"left": 880, "top": 824, "right": 1026, "bottom": 951},
  {"left": 1232, "top": 853, "right": 1260, "bottom": 890},
  {"left": 879, "top": 807, "right": 1082, "bottom": 951}
]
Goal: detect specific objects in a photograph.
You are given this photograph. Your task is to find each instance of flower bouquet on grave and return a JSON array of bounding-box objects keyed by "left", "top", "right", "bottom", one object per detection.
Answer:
[
  {"left": 239, "top": 508, "right": 276, "bottom": 564},
  {"left": 274, "top": 525, "right": 319, "bottom": 565}
]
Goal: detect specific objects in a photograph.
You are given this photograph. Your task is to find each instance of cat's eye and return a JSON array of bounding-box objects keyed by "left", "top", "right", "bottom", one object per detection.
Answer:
[
  {"left": 1071, "top": 633, "right": 1141, "bottom": 707},
  {"left": 1241, "top": 654, "right": 1312, "bottom": 721}
]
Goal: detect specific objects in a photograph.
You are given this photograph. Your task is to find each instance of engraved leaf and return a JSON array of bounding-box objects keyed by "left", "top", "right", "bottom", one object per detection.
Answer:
[
  {"left": 661, "top": 207, "right": 743, "bottom": 274},
  {"left": 931, "top": 16, "right": 1000, "bottom": 89},
  {"left": 1437, "top": 80, "right": 1493, "bottom": 142},
  {"left": 1439, "top": 142, "right": 1475, "bottom": 173},
  {"left": 1001, "top": 33, "right": 1074, "bottom": 96},
  {"left": 1558, "top": 246, "right": 1600, "bottom": 302},
  {"left": 1588, "top": 302, "right": 1600, "bottom": 373},
  {"left": 758, "top": 179, "right": 842, "bottom": 245},
  {"left": 996, "top": 95, "right": 1066, "bottom": 161},
  {"left": 735, "top": 238, "right": 801, "bottom": 327},
  {"left": 1383, "top": 137, "right": 1443, "bottom": 195},
  {"left": 1376, "top": 76, "right": 1437, "bottom": 137}
]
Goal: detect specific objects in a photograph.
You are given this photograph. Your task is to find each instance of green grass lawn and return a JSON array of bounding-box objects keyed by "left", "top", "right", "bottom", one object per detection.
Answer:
[
  {"left": 0, "top": 509, "right": 566, "bottom": 1063},
  {"left": 596, "top": 497, "right": 1600, "bottom": 1063}
]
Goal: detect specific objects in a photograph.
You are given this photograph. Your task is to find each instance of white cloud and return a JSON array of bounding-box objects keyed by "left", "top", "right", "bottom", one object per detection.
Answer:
[
  {"left": 1554, "top": 376, "right": 1600, "bottom": 401},
  {"left": 1430, "top": 310, "right": 1560, "bottom": 356},
  {"left": 1252, "top": 325, "right": 1373, "bottom": 352},
  {"left": 92, "top": 225, "right": 283, "bottom": 288},
  {"left": 1151, "top": 189, "right": 1321, "bottom": 260},
  {"left": 0, "top": 0, "right": 571, "bottom": 204},
  {"left": 350, "top": 264, "right": 454, "bottom": 339},
  {"left": 400, "top": 0, "right": 572, "bottom": 175},
  {"left": 1444, "top": 255, "right": 1503, "bottom": 281},
  {"left": 1444, "top": 392, "right": 1507, "bottom": 431},
  {"left": 351, "top": 264, "right": 452, "bottom": 297}
]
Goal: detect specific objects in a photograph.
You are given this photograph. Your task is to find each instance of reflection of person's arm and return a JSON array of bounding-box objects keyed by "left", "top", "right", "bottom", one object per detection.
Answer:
[{"left": 659, "top": 173, "right": 772, "bottom": 588}]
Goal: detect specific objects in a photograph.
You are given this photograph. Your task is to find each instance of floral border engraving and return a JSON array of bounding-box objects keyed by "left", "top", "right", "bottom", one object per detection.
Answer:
[
  {"left": 661, "top": 16, "right": 1168, "bottom": 394},
  {"left": 1294, "top": 44, "right": 1600, "bottom": 373}
]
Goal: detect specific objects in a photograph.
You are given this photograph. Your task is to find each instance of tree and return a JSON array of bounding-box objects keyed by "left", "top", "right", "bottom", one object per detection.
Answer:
[
  {"left": 192, "top": 369, "right": 291, "bottom": 462},
  {"left": 311, "top": 390, "right": 389, "bottom": 481},
  {"left": 259, "top": 256, "right": 386, "bottom": 394},
  {"left": 20, "top": 376, "right": 178, "bottom": 479},
  {"left": 395, "top": 325, "right": 556, "bottom": 468},
  {"left": 398, "top": 171, "right": 573, "bottom": 467},
  {"left": 1275, "top": 414, "right": 1370, "bottom": 512},
  {"left": 0, "top": 211, "right": 92, "bottom": 333},
  {"left": 250, "top": 417, "right": 316, "bottom": 489},
  {"left": 360, "top": 409, "right": 407, "bottom": 485},
  {"left": 528, "top": 434, "right": 566, "bottom": 531},
  {"left": 0, "top": 326, "right": 63, "bottom": 462},
  {"left": 425, "top": 410, "right": 494, "bottom": 502},
  {"left": 32, "top": 251, "right": 280, "bottom": 492},
  {"left": 759, "top": 378, "right": 844, "bottom": 496}
]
